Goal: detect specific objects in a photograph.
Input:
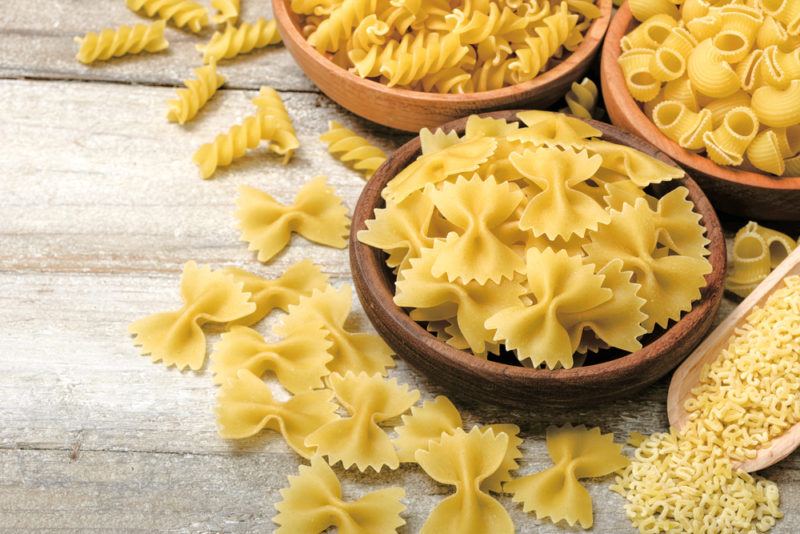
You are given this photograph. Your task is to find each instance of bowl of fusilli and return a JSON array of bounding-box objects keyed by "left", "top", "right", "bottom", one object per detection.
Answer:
[
  {"left": 273, "top": 0, "right": 612, "bottom": 131},
  {"left": 601, "top": 1, "right": 800, "bottom": 221}
]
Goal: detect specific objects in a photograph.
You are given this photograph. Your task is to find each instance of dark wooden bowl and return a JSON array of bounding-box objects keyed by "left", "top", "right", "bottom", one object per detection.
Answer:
[
  {"left": 273, "top": 0, "right": 612, "bottom": 132},
  {"left": 601, "top": 3, "right": 800, "bottom": 221},
  {"left": 350, "top": 110, "right": 726, "bottom": 408}
]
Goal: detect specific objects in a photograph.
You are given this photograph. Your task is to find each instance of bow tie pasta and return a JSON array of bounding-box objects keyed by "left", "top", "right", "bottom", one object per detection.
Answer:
[{"left": 358, "top": 111, "right": 712, "bottom": 370}]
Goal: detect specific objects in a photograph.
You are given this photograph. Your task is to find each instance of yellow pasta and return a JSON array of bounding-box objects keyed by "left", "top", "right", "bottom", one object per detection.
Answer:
[
  {"left": 747, "top": 128, "right": 787, "bottom": 175},
  {"left": 702, "top": 106, "right": 760, "bottom": 165},
  {"left": 236, "top": 178, "right": 349, "bottom": 263},
  {"left": 763, "top": 0, "right": 800, "bottom": 36},
  {"left": 628, "top": 0, "right": 678, "bottom": 23},
  {"left": 509, "top": 3, "right": 578, "bottom": 83},
  {"left": 688, "top": 39, "right": 741, "bottom": 98},
  {"left": 251, "top": 86, "right": 300, "bottom": 163},
  {"left": 620, "top": 14, "right": 676, "bottom": 51},
  {"left": 75, "top": 21, "right": 168, "bottom": 64},
  {"left": 129, "top": 261, "right": 255, "bottom": 370},
  {"left": 126, "top": 0, "right": 209, "bottom": 33},
  {"left": 197, "top": 18, "right": 282, "bottom": 63},
  {"left": 651, "top": 100, "right": 713, "bottom": 150},
  {"left": 166, "top": 62, "right": 225, "bottom": 124},
  {"left": 619, "top": 48, "right": 661, "bottom": 102},
  {"left": 752, "top": 79, "right": 800, "bottom": 128},
  {"left": 273, "top": 455, "right": 406, "bottom": 534},
  {"left": 725, "top": 221, "right": 797, "bottom": 297},
  {"left": 320, "top": 120, "right": 387, "bottom": 179},
  {"left": 211, "top": 0, "right": 239, "bottom": 24},
  {"left": 560, "top": 77, "right": 599, "bottom": 119}
]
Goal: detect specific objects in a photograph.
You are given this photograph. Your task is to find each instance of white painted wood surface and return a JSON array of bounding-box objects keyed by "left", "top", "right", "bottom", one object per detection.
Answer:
[{"left": 1, "top": 1, "right": 798, "bottom": 532}]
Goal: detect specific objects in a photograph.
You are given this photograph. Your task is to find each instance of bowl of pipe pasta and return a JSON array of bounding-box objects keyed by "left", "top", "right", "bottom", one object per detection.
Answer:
[
  {"left": 600, "top": 0, "right": 800, "bottom": 221},
  {"left": 273, "top": 0, "right": 612, "bottom": 131},
  {"left": 349, "top": 110, "right": 726, "bottom": 408}
]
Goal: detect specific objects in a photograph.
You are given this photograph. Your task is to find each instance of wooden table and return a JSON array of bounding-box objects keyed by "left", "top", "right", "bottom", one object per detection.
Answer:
[{"left": 1, "top": 2, "right": 798, "bottom": 532}]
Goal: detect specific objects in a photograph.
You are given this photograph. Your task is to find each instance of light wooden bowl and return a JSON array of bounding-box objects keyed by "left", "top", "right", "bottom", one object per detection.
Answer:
[
  {"left": 601, "top": 3, "right": 800, "bottom": 221},
  {"left": 273, "top": 0, "right": 612, "bottom": 132},
  {"left": 350, "top": 110, "right": 726, "bottom": 408}
]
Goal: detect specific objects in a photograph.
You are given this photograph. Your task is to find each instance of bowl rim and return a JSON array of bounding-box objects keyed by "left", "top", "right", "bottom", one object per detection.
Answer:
[
  {"left": 601, "top": 2, "right": 800, "bottom": 189},
  {"left": 350, "top": 110, "right": 726, "bottom": 390},
  {"left": 273, "top": 0, "right": 613, "bottom": 104}
]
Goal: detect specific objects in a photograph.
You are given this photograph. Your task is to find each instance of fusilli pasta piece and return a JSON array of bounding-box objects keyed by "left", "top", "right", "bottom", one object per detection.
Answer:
[
  {"left": 561, "top": 77, "right": 599, "bottom": 119},
  {"left": 166, "top": 62, "right": 226, "bottom": 124},
  {"left": 320, "top": 120, "right": 387, "bottom": 179},
  {"left": 211, "top": 0, "right": 239, "bottom": 24},
  {"left": 197, "top": 18, "right": 282, "bottom": 64},
  {"left": 75, "top": 21, "right": 168, "bottom": 64},
  {"left": 126, "top": 0, "right": 209, "bottom": 33},
  {"left": 251, "top": 86, "right": 300, "bottom": 163}
]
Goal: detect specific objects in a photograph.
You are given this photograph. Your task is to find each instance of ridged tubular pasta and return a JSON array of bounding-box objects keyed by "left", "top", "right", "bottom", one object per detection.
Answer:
[
  {"left": 619, "top": 48, "right": 661, "bottom": 102},
  {"left": 751, "top": 79, "right": 800, "bottom": 127},
  {"left": 621, "top": 13, "right": 676, "bottom": 51},
  {"left": 747, "top": 129, "right": 786, "bottom": 174},
  {"left": 197, "top": 18, "right": 282, "bottom": 63},
  {"left": 75, "top": 21, "right": 168, "bottom": 64},
  {"left": 661, "top": 76, "right": 701, "bottom": 111},
  {"left": 703, "top": 90, "right": 751, "bottom": 127},
  {"left": 785, "top": 154, "right": 800, "bottom": 175},
  {"left": 735, "top": 49, "right": 764, "bottom": 91},
  {"left": 680, "top": 0, "right": 710, "bottom": 22},
  {"left": 687, "top": 39, "right": 741, "bottom": 98},
  {"left": 702, "top": 107, "right": 760, "bottom": 165},
  {"left": 166, "top": 62, "right": 226, "bottom": 124},
  {"left": 211, "top": 0, "right": 239, "bottom": 24},
  {"left": 561, "top": 77, "right": 598, "bottom": 119},
  {"left": 380, "top": 32, "right": 470, "bottom": 87},
  {"left": 717, "top": 4, "right": 763, "bottom": 47},
  {"left": 650, "top": 27, "right": 695, "bottom": 82},
  {"left": 757, "top": 15, "right": 790, "bottom": 49},
  {"left": 629, "top": 0, "right": 678, "bottom": 23},
  {"left": 685, "top": 13, "right": 721, "bottom": 42},
  {"left": 509, "top": 3, "right": 577, "bottom": 83},
  {"left": 307, "top": 0, "right": 377, "bottom": 52},
  {"left": 251, "top": 86, "right": 300, "bottom": 163},
  {"left": 761, "top": 0, "right": 800, "bottom": 36},
  {"left": 320, "top": 120, "right": 387, "bottom": 179},
  {"left": 652, "top": 100, "right": 713, "bottom": 150},
  {"left": 126, "top": 0, "right": 209, "bottom": 33},
  {"left": 759, "top": 45, "right": 800, "bottom": 89}
]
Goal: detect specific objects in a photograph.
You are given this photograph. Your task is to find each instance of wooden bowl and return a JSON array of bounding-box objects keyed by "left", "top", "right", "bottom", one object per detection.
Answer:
[
  {"left": 273, "top": 0, "right": 612, "bottom": 132},
  {"left": 601, "top": 3, "right": 800, "bottom": 221},
  {"left": 350, "top": 110, "right": 726, "bottom": 408}
]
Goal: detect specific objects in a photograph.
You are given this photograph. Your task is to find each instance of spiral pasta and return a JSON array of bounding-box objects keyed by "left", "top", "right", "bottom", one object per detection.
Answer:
[
  {"left": 560, "top": 77, "right": 598, "bottom": 119},
  {"left": 320, "top": 121, "right": 387, "bottom": 179},
  {"left": 126, "top": 0, "right": 209, "bottom": 33},
  {"left": 211, "top": 0, "right": 239, "bottom": 24},
  {"left": 251, "top": 86, "right": 300, "bottom": 164},
  {"left": 75, "top": 21, "right": 168, "bottom": 64},
  {"left": 197, "top": 18, "right": 283, "bottom": 63},
  {"left": 166, "top": 62, "right": 226, "bottom": 124}
]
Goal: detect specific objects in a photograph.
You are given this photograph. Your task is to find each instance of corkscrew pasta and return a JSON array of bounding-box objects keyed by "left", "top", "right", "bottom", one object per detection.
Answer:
[
  {"left": 75, "top": 21, "right": 168, "bottom": 64},
  {"left": 320, "top": 120, "right": 387, "bottom": 179},
  {"left": 166, "top": 62, "right": 225, "bottom": 124},
  {"left": 197, "top": 18, "right": 282, "bottom": 64},
  {"left": 126, "top": 0, "right": 209, "bottom": 33},
  {"left": 622, "top": 1, "right": 800, "bottom": 175},
  {"left": 289, "top": 0, "right": 601, "bottom": 93}
]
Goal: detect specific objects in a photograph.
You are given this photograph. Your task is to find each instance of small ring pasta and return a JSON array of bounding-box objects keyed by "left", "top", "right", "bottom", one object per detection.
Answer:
[{"left": 652, "top": 100, "right": 713, "bottom": 150}]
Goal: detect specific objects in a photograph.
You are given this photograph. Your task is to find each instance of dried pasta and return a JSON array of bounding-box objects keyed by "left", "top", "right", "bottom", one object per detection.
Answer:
[
  {"left": 320, "top": 120, "right": 387, "bottom": 179},
  {"left": 215, "top": 369, "right": 339, "bottom": 458},
  {"left": 560, "top": 77, "right": 599, "bottom": 119},
  {"left": 197, "top": 18, "right": 282, "bottom": 64},
  {"left": 126, "top": 0, "right": 209, "bottom": 33},
  {"left": 251, "top": 86, "right": 300, "bottom": 164},
  {"left": 75, "top": 21, "right": 168, "bottom": 64},
  {"left": 166, "top": 62, "right": 226, "bottom": 124},
  {"left": 129, "top": 261, "right": 254, "bottom": 370},
  {"left": 304, "top": 372, "right": 419, "bottom": 472},
  {"left": 273, "top": 455, "right": 406, "bottom": 534},
  {"left": 288, "top": 0, "right": 601, "bottom": 93},
  {"left": 236, "top": 177, "right": 349, "bottom": 262},
  {"left": 211, "top": 0, "right": 239, "bottom": 24},
  {"left": 622, "top": 1, "right": 800, "bottom": 175},
  {"left": 504, "top": 424, "right": 628, "bottom": 529},
  {"left": 725, "top": 221, "right": 797, "bottom": 297}
]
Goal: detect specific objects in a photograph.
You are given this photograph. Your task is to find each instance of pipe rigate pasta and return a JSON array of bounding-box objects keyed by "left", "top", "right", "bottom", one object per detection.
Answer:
[
  {"left": 277, "top": 284, "right": 396, "bottom": 376},
  {"left": 702, "top": 106, "right": 760, "bottom": 165},
  {"left": 236, "top": 178, "right": 349, "bottom": 263},
  {"left": 215, "top": 369, "right": 339, "bottom": 457},
  {"left": 126, "top": 0, "right": 209, "bottom": 33},
  {"left": 304, "top": 372, "right": 420, "bottom": 472},
  {"left": 74, "top": 21, "right": 168, "bottom": 64},
  {"left": 210, "top": 0, "right": 239, "bottom": 24},
  {"left": 128, "top": 261, "right": 255, "bottom": 371},
  {"left": 725, "top": 221, "right": 797, "bottom": 297},
  {"left": 619, "top": 48, "right": 661, "bottom": 102},
  {"left": 504, "top": 425, "right": 628, "bottom": 529},
  {"left": 752, "top": 79, "right": 800, "bottom": 128},
  {"left": 166, "top": 62, "right": 225, "bottom": 124},
  {"left": 651, "top": 100, "right": 713, "bottom": 150},
  {"left": 273, "top": 455, "right": 406, "bottom": 534},
  {"left": 197, "top": 18, "right": 282, "bottom": 63},
  {"left": 320, "top": 120, "right": 387, "bottom": 179}
]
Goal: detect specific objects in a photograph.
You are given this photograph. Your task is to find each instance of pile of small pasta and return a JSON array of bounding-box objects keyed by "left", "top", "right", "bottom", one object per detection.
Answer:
[
  {"left": 291, "top": 0, "right": 601, "bottom": 93},
  {"left": 620, "top": 0, "right": 800, "bottom": 176},
  {"left": 358, "top": 111, "right": 713, "bottom": 370}
]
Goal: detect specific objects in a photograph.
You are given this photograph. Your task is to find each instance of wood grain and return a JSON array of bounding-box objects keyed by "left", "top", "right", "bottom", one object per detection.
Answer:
[
  {"left": 600, "top": 3, "right": 800, "bottom": 221},
  {"left": 273, "top": 0, "right": 612, "bottom": 131}
]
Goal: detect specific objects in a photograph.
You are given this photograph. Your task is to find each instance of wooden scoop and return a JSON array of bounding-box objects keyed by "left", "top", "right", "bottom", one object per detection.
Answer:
[{"left": 667, "top": 245, "right": 800, "bottom": 472}]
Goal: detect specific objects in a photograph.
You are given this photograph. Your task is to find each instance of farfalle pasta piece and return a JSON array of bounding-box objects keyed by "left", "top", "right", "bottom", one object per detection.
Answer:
[
  {"left": 427, "top": 175, "right": 525, "bottom": 283},
  {"left": 166, "top": 62, "right": 226, "bottom": 124},
  {"left": 197, "top": 18, "right": 282, "bottom": 63},
  {"left": 277, "top": 284, "right": 395, "bottom": 376},
  {"left": 416, "top": 427, "right": 514, "bottom": 534},
  {"left": 504, "top": 424, "right": 628, "bottom": 529},
  {"left": 75, "top": 21, "right": 168, "bottom": 64},
  {"left": 510, "top": 146, "right": 609, "bottom": 239},
  {"left": 584, "top": 198, "right": 712, "bottom": 331},
  {"left": 652, "top": 186, "right": 710, "bottom": 259},
  {"left": 216, "top": 369, "right": 339, "bottom": 457},
  {"left": 512, "top": 109, "right": 602, "bottom": 147},
  {"left": 561, "top": 77, "right": 599, "bottom": 119},
  {"left": 209, "top": 325, "right": 332, "bottom": 392},
  {"left": 395, "top": 240, "right": 527, "bottom": 354},
  {"left": 356, "top": 190, "right": 435, "bottom": 270},
  {"left": 420, "top": 127, "right": 462, "bottom": 155},
  {"left": 486, "top": 248, "right": 646, "bottom": 369},
  {"left": 126, "top": 0, "right": 209, "bottom": 33},
  {"left": 273, "top": 455, "right": 406, "bottom": 534},
  {"left": 129, "top": 261, "right": 255, "bottom": 370},
  {"left": 223, "top": 260, "right": 329, "bottom": 326},
  {"left": 320, "top": 120, "right": 387, "bottom": 179},
  {"left": 582, "top": 139, "right": 685, "bottom": 186},
  {"left": 236, "top": 177, "right": 349, "bottom": 263},
  {"left": 304, "top": 372, "right": 420, "bottom": 472},
  {"left": 211, "top": 0, "right": 239, "bottom": 24}
]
